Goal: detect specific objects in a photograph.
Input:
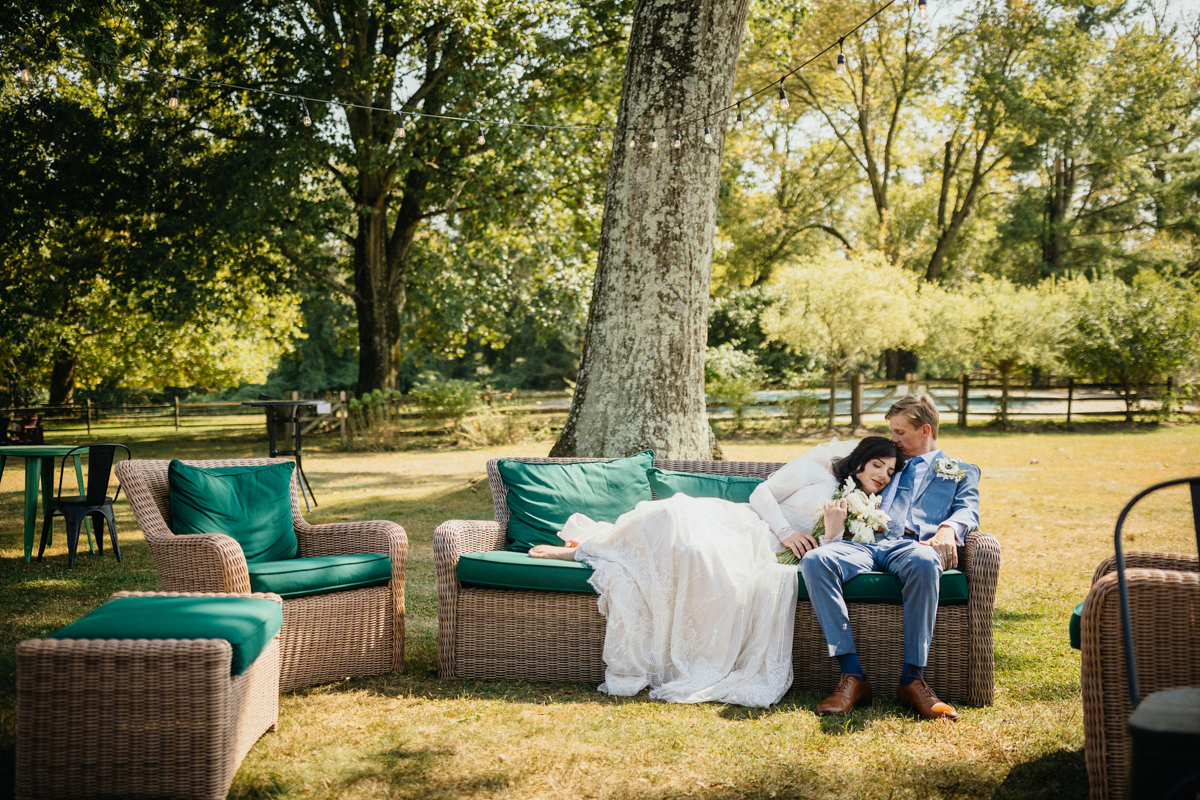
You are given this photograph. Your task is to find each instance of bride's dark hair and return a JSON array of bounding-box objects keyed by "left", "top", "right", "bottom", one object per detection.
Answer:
[{"left": 831, "top": 436, "right": 906, "bottom": 490}]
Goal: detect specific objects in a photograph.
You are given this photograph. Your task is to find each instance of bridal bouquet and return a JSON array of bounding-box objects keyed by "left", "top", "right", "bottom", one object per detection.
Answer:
[{"left": 813, "top": 477, "right": 892, "bottom": 545}]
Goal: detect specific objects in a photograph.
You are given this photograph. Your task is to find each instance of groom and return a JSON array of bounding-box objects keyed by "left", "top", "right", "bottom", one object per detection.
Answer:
[{"left": 798, "top": 395, "right": 980, "bottom": 720}]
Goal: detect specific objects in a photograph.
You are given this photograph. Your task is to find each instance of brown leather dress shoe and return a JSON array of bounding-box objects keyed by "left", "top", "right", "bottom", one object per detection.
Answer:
[
  {"left": 896, "top": 677, "right": 959, "bottom": 721},
  {"left": 816, "top": 674, "right": 873, "bottom": 715}
]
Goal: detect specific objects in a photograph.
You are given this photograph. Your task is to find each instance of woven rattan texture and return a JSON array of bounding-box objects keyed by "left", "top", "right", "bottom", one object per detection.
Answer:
[
  {"left": 1081, "top": 564, "right": 1200, "bottom": 800},
  {"left": 116, "top": 459, "right": 408, "bottom": 689},
  {"left": 1091, "top": 550, "right": 1198, "bottom": 585},
  {"left": 437, "top": 456, "right": 999, "bottom": 705},
  {"left": 16, "top": 591, "right": 281, "bottom": 800}
]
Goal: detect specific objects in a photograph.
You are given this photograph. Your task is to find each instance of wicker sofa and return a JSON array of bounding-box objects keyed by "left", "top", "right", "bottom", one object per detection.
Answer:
[
  {"left": 115, "top": 458, "right": 407, "bottom": 691},
  {"left": 435, "top": 456, "right": 1001, "bottom": 706},
  {"left": 1080, "top": 551, "right": 1200, "bottom": 800}
]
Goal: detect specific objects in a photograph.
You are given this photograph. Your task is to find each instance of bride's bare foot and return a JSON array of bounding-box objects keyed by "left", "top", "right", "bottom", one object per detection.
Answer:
[{"left": 528, "top": 544, "right": 578, "bottom": 560}]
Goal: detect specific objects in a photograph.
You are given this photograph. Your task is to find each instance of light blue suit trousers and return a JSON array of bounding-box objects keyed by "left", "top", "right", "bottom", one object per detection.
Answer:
[{"left": 798, "top": 538, "right": 942, "bottom": 667}]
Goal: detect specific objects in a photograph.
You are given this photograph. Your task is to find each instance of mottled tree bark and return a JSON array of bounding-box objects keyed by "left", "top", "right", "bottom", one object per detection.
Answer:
[{"left": 552, "top": 0, "right": 750, "bottom": 458}]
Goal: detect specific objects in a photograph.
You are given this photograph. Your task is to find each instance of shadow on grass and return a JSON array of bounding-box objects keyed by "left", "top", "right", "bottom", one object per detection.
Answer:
[
  {"left": 991, "top": 748, "right": 1088, "bottom": 800},
  {"left": 995, "top": 609, "right": 1044, "bottom": 622}
]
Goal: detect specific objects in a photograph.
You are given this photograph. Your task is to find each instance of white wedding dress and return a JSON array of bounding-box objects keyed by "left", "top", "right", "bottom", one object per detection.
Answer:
[{"left": 558, "top": 439, "right": 854, "bottom": 707}]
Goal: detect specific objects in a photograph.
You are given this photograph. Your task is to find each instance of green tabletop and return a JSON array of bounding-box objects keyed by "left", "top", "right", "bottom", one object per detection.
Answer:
[{"left": 0, "top": 445, "right": 95, "bottom": 563}]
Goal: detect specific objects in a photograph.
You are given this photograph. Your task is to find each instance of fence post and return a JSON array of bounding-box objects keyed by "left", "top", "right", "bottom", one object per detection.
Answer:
[
  {"left": 850, "top": 373, "right": 863, "bottom": 429},
  {"left": 339, "top": 390, "right": 347, "bottom": 446},
  {"left": 85, "top": 398, "right": 92, "bottom": 435},
  {"left": 1066, "top": 378, "right": 1074, "bottom": 424},
  {"left": 958, "top": 374, "right": 968, "bottom": 428},
  {"left": 174, "top": 396, "right": 180, "bottom": 431}
]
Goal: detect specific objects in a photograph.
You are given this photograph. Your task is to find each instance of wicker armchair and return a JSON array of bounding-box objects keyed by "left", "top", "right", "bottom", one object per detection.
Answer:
[
  {"left": 115, "top": 458, "right": 407, "bottom": 691},
  {"left": 435, "top": 457, "right": 1001, "bottom": 706},
  {"left": 1081, "top": 552, "right": 1200, "bottom": 800}
]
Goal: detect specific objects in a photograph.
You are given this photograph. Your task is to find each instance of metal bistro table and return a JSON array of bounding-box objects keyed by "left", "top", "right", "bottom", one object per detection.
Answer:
[
  {"left": 0, "top": 445, "right": 95, "bottom": 563},
  {"left": 243, "top": 399, "right": 330, "bottom": 511}
]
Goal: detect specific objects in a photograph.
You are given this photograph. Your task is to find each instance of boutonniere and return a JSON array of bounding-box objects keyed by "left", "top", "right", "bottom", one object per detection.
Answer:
[{"left": 934, "top": 457, "right": 967, "bottom": 482}]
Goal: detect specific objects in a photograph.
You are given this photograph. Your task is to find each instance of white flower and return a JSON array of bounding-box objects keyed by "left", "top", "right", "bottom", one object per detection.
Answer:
[
  {"left": 838, "top": 476, "right": 856, "bottom": 497},
  {"left": 847, "top": 518, "right": 874, "bottom": 544},
  {"left": 845, "top": 490, "right": 871, "bottom": 517},
  {"left": 934, "top": 457, "right": 967, "bottom": 482}
]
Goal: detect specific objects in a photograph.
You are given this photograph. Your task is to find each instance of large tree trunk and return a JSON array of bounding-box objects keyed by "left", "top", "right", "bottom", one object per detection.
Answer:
[
  {"left": 552, "top": 0, "right": 751, "bottom": 458},
  {"left": 354, "top": 201, "right": 403, "bottom": 394},
  {"left": 48, "top": 352, "right": 77, "bottom": 406}
]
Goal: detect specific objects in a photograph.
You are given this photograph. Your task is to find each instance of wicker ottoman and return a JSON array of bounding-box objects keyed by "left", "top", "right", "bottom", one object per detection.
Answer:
[{"left": 16, "top": 591, "right": 283, "bottom": 800}]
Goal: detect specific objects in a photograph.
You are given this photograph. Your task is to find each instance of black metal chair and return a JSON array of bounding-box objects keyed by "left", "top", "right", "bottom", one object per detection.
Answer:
[
  {"left": 257, "top": 393, "right": 317, "bottom": 510},
  {"left": 1114, "top": 477, "right": 1200, "bottom": 800},
  {"left": 37, "top": 443, "right": 130, "bottom": 568}
]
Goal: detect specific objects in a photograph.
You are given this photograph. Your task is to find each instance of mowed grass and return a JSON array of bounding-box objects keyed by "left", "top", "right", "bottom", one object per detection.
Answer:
[{"left": 1, "top": 423, "right": 1197, "bottom": 799}]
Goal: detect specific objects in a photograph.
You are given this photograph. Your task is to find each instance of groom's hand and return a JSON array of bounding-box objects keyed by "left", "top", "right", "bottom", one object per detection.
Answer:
[
  {"left": 922, "top": 525, "right": 958, "bottom": 569},
  {"left": 780, "top": 531, "right": 819, "bottom": 560}
]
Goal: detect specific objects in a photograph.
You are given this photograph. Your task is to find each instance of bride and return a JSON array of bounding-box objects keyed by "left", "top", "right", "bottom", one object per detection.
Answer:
[{"left": 529, "top": 436, "right": 905, "bottom": 707}]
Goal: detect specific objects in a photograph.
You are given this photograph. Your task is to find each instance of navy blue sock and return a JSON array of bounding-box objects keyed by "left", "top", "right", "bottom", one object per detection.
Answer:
[
  {"left": 901, "top": 662, "right": 923, "bottom": 686},
  {"left": 837, "top": 653, "right": 864, "bottom": 678}
]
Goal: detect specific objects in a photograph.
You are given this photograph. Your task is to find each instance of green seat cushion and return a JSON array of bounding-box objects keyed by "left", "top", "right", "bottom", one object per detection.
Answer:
[
  {"left": 169, "top": 460, "right": 298, "bottom": 563},
  {"left": 246, "top": 553, "right": 392, "bottom": 599},
  {"left": 458, "top": 551, "right": 596, "bottom": 593},
  {"left": 497, "top": 451, "right": 655, "bottom": 552},
  {"left": 458, "top": 552, "right": 969, "bottom": 604},
  {"left": 648, "top": 468, "right": 764, "bottom": 503},
  {"left": 797, "top": 568, "right": 969, "bottom": 604},
  {"left": 1070, "top": 599, "right": 1085, "bottom": 650},
  {"left": 49, "top": 596, "right": 282, "bottom": 675}
]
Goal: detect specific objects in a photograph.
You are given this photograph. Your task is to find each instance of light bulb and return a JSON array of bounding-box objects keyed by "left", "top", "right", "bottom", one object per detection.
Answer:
[
  {"left": 778, "top": 82, "right": 789, "bottom": 111},
  {"left": 595, "top": 131, "right": 604, "bottom": 150},
  {"left": 628, "top": 135, "right": 637, "bottom": 149},
  {"left": 477, "top": 125, "right": 486, "bottom": 146},
  {"left": 735, "top": 106, "right": 743, "bottom": 131},
  {"left": 398, "top": 118, "right": 407, "bottom": 138},
  {"left": 650, "top": 134, "right": 658, "bottom": 149},
  {"left": 836, "top": 53, "right": 847, "bottom": 77},
  {"left": 19, "top": 63, "right": 31, "bottom": 83},
  {"left": 540, "top": 129, "right": 548, "bottom": 149},
  {"left": 302, "top": 102, "right": 312, "bottom": 126},
  {"left": 673, "top": 132, "right": 681, "bottom": 149},
  {"left": 918, "top": 0, "right": 927, "bottom": 19},
  {"left": 704, "top": 126, "right": 712, "bottom": 144},
  {"left": 168, "top": 87, "right": 179, "bottom": 109}
]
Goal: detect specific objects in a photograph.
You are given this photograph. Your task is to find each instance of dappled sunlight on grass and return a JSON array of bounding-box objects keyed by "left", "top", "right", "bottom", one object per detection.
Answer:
[{"left": 3, "top": 424, "right": 1197, "bottom": 798}]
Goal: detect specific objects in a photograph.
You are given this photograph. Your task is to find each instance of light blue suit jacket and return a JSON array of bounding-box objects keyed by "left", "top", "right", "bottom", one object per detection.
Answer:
[{"left": 890, "top": 449, "right": 981, "bottom": 542}]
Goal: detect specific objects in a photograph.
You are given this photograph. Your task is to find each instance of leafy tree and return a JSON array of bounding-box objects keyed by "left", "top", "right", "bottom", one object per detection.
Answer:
[
  {"left": 763, "top": 250, "right": 924, "bottom": 429},
  {"left": 1064, "top": 271, "right": 1199, "bottom": 422},
  {"left": 705, "top": 343, "right": 767, "bottom": 431}
]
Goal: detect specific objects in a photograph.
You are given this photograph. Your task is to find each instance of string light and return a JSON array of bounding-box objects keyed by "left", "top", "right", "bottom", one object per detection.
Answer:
[
  {"left": 477, "top": 122, "right": 486, "bottom": 145},
  {"left": 398, "top": 115, "right": 407, "bottom": 138},
  {"left": 836, "top": 38, "right": 847, "bottom": 77},
  {"left": 595, "top": 129, "right": 604, "bottom": 150},
  {"left": 540, "top": 127, "right": 548, "bottom": 149},
  {"left": 19, "top": 61, "right": 31, "bottom": 83},
  {"left": 650, "top": 134, "right": 658, "bottom": 149},
  {"left": 301, "top": 100, "right": 312, "bottom": 126},
  {"left": 673, "top": 130, "right": 682, "bottom": 149},
  {"left": 168, "top": 82, "right": 179, "bottom": 109},
  {"left": 918, "top": 0, "right": 927, "bottom": 19},
  {"left": 704, "top": 124, "right": 712, "bottom": 144},
  {"left": 735, "top": 102, "right": 743, "bottom": 131},
  {"left": 778, "top": 79, "right": 789, "bottom": 111},
  {"left": 628, "top": 131, "right": 637, "bottom": 149}
]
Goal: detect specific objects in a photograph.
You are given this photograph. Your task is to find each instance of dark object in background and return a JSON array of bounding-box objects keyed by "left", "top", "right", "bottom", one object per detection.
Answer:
[{"left": 38, "top": 443, "right": 130, "bottom": 568}]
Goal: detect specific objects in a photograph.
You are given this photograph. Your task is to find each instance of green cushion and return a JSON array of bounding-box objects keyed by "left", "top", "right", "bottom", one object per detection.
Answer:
[
  {"left": 169, "top": 460, "right": 298, "bottom": 563},
  {"left": 1070, "top": 599, "right": 1085, "bottom": 650},
  {"left": 246, "top": 553, "right": 392, "bottom": 599},
  {"left": 497, "top": 451, "right": 655, "bottom": 552},
  {"left": 457, "top": 551, "right": 969, "bottom": 604},
  {"left": 49, "top": 596, "right": 282, "bottom": 675},
  {"left": 458, "top": 551, "right": 596, "bottom": 593},
  {"left": 798, "top": 568, "right": 969, "bottom": 604},
  {"left": 647, "top": 468, "right": 764, "bottom": 503}
]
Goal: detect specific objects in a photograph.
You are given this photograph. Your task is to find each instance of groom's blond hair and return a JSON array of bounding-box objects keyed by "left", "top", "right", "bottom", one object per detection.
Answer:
[{"left": 886, "top": 395, "right": 940, "bottom": 438}]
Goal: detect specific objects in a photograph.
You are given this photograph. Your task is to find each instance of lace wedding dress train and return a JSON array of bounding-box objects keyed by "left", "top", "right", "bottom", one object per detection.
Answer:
[{"left": 561, "top": 494, "right": 798, "bottom": 708}]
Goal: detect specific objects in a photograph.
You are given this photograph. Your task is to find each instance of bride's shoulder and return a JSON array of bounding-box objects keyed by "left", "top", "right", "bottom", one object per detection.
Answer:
[{"left": 777, "top": 452, "right": 838, "bottom": 484}]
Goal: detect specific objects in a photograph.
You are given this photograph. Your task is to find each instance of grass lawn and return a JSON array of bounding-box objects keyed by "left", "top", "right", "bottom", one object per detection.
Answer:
[{"left": 1, "top": 422, "right": 1196, "bottom": 799}]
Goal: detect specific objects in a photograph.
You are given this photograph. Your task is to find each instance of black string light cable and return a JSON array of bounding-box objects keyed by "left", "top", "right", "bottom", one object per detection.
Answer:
[{"left": 10, "top": 0, "right": 910, "bottom": 148}]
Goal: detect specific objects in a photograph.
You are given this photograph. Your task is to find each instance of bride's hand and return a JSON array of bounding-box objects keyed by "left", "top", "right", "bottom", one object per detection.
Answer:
[
  {"left": 780, "top": 531, "right": 818, "bottom": 560},
  {"left": 823, "top": 499, "right": 849, "bottom": 538}
]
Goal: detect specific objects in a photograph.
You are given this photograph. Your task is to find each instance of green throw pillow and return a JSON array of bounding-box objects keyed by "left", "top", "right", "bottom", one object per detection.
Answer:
[
  {"left": 647, "top": 468, "right": 764, "bottom": 503},
  {"left": 498, "top": 451, "right": 655, "bottom": 552},
  {"left": 169, "top": 460, "right": 299, "bottom": 562}
]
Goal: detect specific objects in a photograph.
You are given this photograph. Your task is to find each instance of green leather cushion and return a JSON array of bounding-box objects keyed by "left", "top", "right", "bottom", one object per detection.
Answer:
[
  {"left": 458, "top": 550, "right": 969, "bottom": 604},
  {"left": 169, "top": 460, "right": 298, "bottom": 563},
  {"left": 647, "top": 468, "right": 764, "bottom": 503},
  {"left": 49, "top": 595, "right": 283, "bottom": 675},
  {"left": 1070, "top": 598, "right": 1085, "bottom": 650},
  {"left": 246, "top": 553, "right": 392, "bottom": 599},
  {"left": 497, "top": 451, "right": 655, "bottom": 552}
]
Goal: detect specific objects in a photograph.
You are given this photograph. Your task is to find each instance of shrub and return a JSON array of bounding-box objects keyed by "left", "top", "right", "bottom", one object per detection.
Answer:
[
  {"left": 411, "top": 374, "right": 479, "bottom": 429},
  {"left": 705, "top": 344, "right": 766, "bottom": 431}
]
